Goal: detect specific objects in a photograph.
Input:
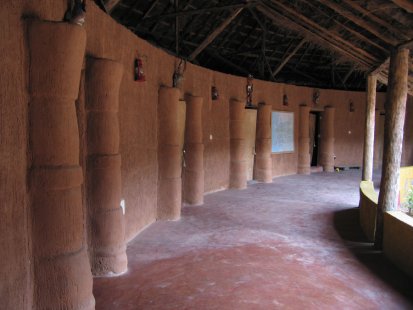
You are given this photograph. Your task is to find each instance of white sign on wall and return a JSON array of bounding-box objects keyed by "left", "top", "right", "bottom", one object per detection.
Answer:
[{"left": 271, "top": 111, "right": 294, "bottom": 153}]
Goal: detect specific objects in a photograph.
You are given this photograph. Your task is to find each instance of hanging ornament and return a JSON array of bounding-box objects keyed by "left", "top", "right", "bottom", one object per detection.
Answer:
[{"left": 134, "top": 56, "right": 145, "bottom": 82}]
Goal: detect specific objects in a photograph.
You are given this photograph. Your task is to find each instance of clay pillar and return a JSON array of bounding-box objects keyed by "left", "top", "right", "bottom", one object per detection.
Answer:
[
  {"left": 362, "top": 74, "right": 377, "bottom": 181},
  {"left": 320, "top": 106, "right": 335, "bottom": 172},
  {"left": 298, "top": 105, "right": 311, "bottom": 174},
  {"left": 86, "top": 58, "right": 127, "bottom": 276},
  {"left": 375, "top": 48, "right": 409, "bottom": 248},
  {"left": 29, "top": 21, "right": 94, "bottom": 309},
  {"left": 230, "top": 99, "right": 247, "bottom": 189},
  {"left": 158, "top": 87, "right": 186, "bottom": 220},
  {"left": 183, "top": 95, "right": 204, "bottom": 205},
  {"left": 254, "top": 103, "right": 272, "bottom": 182}
]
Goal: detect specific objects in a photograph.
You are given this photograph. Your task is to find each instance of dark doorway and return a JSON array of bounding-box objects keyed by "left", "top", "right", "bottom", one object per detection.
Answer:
[{"left": 310, "top": 112, "right": 321, "bottom": 167}]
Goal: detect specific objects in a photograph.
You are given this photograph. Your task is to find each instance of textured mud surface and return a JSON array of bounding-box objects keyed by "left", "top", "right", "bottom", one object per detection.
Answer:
[{"left": 96, "top": 170, "right": 413, "bottom": 309}]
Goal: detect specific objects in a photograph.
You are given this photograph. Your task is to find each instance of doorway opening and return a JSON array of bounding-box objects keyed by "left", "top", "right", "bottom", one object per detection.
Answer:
[{"left": 309, "top": 111, "right": 321, "bottom": 167}]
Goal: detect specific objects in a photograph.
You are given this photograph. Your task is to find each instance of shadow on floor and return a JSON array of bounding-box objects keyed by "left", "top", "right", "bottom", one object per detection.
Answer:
[{"left": 333, "top": 208, "right": 413, "bottom": 301}]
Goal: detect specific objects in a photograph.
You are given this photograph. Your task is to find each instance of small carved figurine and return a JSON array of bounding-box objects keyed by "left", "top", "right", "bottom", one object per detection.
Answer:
[
  {"left": 246, "top": 74, "right": 254, "bottom": 106},
  {"left": 172, "top": 58, "right": 186, "bottom": 88}
]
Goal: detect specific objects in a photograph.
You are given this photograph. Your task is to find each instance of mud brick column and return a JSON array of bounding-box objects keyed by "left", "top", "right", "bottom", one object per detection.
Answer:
[
  {"left": 183, "top": 95, "right": 204, "bottom": 205},
  {"left": 298, "top": 105, "right": 311, "bottom": 175},
  {"left": 320, "top": 106, "right": 335, "bottom": 172},
  {"left": 158, "top": 87, "right": 186, "bottom": 220},
  {"left": 86, "top": 58, "right": 127, "bottom": 276},
  {"left": 29, "top": 21, "right": 94, "bottom": 309},
  {"left": 229, "top": 99, "right": 247, "bottom": 189},
  {"left": 254, "top": 103, "right": 272, "bottom": 182}
]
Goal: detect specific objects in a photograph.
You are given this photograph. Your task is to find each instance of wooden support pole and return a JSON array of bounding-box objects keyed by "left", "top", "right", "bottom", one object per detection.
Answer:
[
  {"left": 189, "top": 8, "right": 243, "bottom": 61},
  {"left": 375, "top": 48, "right": 409, "bottom": 248},
  {"left": 362, "top": 74, "right": 377, "bottom": 181}
]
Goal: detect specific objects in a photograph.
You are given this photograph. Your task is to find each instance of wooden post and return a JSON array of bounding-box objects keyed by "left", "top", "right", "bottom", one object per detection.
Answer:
[
  {"left": 362, "top": 74, "right": 377, "bottom": 181},
  {"left": 375, "top": 48, "right": 409, "bottom": 248}
]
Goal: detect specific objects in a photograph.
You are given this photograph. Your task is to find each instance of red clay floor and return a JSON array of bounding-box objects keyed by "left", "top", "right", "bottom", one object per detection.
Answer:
[{"left": 94, "top": 171, "right": 413, "bottom": 309}]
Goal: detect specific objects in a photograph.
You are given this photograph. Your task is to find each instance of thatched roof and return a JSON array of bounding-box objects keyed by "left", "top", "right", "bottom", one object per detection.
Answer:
[{"left": 100, "top": 0, "right": 412, "bottom": 93}]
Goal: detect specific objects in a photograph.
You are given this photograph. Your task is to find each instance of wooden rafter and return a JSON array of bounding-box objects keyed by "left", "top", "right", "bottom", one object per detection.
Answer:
[
  {"left": 144, "top": 3, "right": 253, "bottom": 20},
  {"left": 104, "top": 0, "right": 120, "bottom": 12},
  {"left": 148, "top": 2, "right": 174, "bottom": 32},
  {"left": 342, "top": 66, "right": 354, "bottom": 87},
  {"left": 258, "top": 3, "right": 374, "bottom": 69},
  {"left": 391, "top": 0, "right": 413, "bottom": 13},
  {"left": 142, "top": 0, "right": 161, "bottom": 19},
  {"left": 267, "top": 1, "right": 378, "bottom": 65},
  {"left": 180, "top": 1, "right": 213, "bottom": 39},
  {"left": 272, "top": 38, "right": 306, "bottom": 77},
  {"left": 341, "top": 0, "right": 410, "bottom": 40},
  {"left": 398, "top": 38, "right": 413, "bottom": 49},
  {"left": 300, "top": 0, "right": 389, "bottom": 54},
  {"left": 204, "top": 49, "right": 249, "bottom": 75},
  {"left": 189, "top": 8, "right": 244, "bottom": 61},
  {"left": 315, "top": 0, "right": 399, "bottom": 46}
]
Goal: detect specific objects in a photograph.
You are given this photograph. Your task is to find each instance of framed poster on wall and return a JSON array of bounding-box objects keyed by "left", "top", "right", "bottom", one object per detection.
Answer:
[{"left": 271, "top": 111, "right": 294, "bottom": 153}]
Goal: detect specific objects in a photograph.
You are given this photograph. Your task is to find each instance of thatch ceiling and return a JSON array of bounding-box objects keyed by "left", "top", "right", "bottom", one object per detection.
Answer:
[{"left": 99, "top": 0, "right": 412, "bottom": 93}]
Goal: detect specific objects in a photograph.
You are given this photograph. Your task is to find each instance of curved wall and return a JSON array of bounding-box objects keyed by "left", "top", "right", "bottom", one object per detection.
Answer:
[{"left": 1, "top": 2, "right": 413, "bottom": 308}]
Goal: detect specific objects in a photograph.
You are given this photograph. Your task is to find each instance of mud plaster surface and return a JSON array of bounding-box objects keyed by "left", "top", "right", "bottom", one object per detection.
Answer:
[{"left": 94, "top": 171, "right": 413, "bottom": 309}]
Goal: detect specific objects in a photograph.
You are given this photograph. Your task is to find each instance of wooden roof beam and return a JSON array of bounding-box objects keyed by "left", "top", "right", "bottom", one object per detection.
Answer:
[
  {"left": 258, "top": 5, "right": 373, "bottom": 70},
  {"left": 391, "top": 0, "right": 413, "bottom": 13},
  {"left": 300, "top": 0, "right": 389, "bottom": 54},
  {"left": 267, "top": 0, "right": 378, "bottom": 65},
  {"left": 268, "top": 1, "right": 377, "bottom": 66},
  {"left": 104, "top": 0, "right": 121, "bottom": 13},
  {"left": 204, "top": 49, "right": 249, "bottom": 75},
  {"left": 272, "top": 38, "right": 306, "bottom": 77},
  {"left": 341, "top": 0, "right": 410, "bottom": 40},
  {"left": 315, "top": 0, "right": 398, "bottom": 46},
  {"left": 142, "top": 0, "right": 160, "bottom": 19},
  {"left": 144, "top": 3, "right": 254, "bottom": 20},
  {"left": 189, "top": 8, "right": 244, "bottom": 61}
]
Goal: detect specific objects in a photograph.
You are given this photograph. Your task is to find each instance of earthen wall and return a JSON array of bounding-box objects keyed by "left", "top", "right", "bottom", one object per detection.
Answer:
[{"left": 1, "top": 2, "right": 413, "bottom": 309}]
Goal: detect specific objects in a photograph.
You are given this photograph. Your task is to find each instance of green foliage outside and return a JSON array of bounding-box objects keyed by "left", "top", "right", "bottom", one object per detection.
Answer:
[{"left": 406, "top": 186, "right": 413, "bottom": 215}]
